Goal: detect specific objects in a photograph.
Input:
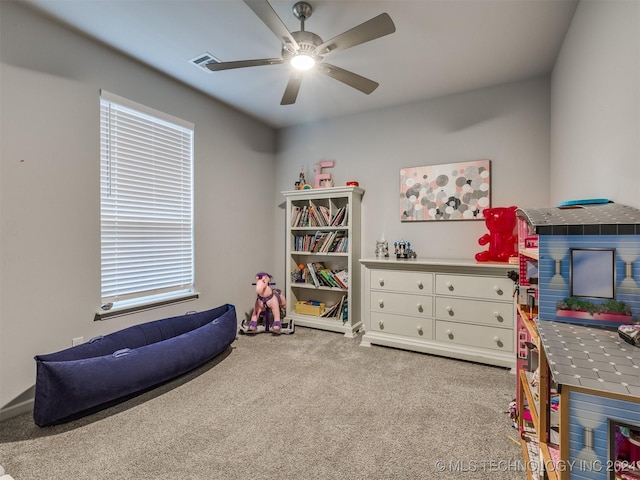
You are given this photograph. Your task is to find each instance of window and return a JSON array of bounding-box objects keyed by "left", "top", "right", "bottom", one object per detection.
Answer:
[
  {"left": 98, "top": 91, "right": 196, "bottom": 319},
  {"left": 570, "top": 248, "right": 616, "bottom": 299}
]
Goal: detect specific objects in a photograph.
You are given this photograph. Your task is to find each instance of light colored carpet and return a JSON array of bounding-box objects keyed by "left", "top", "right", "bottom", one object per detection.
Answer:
[{"left": 0, "top": 327, "right": 525, "bottom": 479}]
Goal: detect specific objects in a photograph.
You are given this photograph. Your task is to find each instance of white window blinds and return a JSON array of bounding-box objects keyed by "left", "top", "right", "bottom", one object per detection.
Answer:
[{"left": 99, "top": 91, "right": 194, "bottom": 311}]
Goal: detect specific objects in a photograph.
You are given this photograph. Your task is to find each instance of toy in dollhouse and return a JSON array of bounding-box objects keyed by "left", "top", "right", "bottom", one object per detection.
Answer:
[{"left": 239, "top": 272, "right": 295, "bottom": 335}]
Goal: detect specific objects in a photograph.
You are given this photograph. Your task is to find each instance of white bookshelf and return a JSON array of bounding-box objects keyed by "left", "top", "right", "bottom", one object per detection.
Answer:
[{"left": 282, "top": 186, "right": 364, "bottom": 337}]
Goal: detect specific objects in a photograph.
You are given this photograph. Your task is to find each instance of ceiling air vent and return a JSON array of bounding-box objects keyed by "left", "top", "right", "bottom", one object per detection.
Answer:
[{"left": 189, "top": 52, "right": 221, "bottom": 73}]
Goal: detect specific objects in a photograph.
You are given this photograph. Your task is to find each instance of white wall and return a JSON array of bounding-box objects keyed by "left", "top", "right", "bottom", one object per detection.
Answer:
[
  {"left": 551, "top": 0, "right": 640, "bottom": 207},
  {"left": 0, "top": 2, "right": 276, "bottom": 416},
  {"left": 273, "top": 78, "right": 551, "bottom": 283}
]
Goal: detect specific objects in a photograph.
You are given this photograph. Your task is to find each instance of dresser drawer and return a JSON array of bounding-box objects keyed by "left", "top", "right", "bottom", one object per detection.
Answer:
[
  {"left": 370, "top": 269, "right": 433, "bottom": 294},
  {"left": 435, "top": 297, "right": 513, "bottom": 327},
  {"left": 371, "top": 312, "right": 433, "bottom": 339},
  {"left": 435, "top": 274, "right": 512, "bottom": 300},
  {"left": 370, "top": 291, "right": 432, "bottom": 317},
  {"left": 435, "top": 320, "right": 513, "bottom": 352}
]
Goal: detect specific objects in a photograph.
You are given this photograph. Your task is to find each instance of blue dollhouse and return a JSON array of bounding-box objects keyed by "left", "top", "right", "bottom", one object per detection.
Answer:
[{"left": 516, "top": 203, "right": 640, "bottom": 480}]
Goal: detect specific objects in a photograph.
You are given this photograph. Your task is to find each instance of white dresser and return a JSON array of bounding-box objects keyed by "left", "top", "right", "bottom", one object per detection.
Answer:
[{"left": 360, "top": 258, "right": 516, "bottom": 369}]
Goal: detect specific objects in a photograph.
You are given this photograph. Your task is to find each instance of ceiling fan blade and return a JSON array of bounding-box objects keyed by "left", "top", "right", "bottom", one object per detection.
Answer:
[
  {"left": 206, "top": 58, "right": 284, "bottom": 71},
  {"left": 317, "top": 63, "right": 379, "bottom": 95},
  {"left": 281, "top": 72, "right": 303, "bottom": 105},
  {"left": 314, "top": 13, "right": 396, "bottom": 56},
  {"left": 243, "top": 0, "right": 299, "bottom": 51}
]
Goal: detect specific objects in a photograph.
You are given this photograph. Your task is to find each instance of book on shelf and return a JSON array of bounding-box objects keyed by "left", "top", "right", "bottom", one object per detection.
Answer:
[
  {"left": 319, "top": 231, "right": 337, "bottom": 253},
  {"left": 318, "top": 205, "right": 331, "bottom": 226},
  {"left": 330, "top": 205, "right": 348, "bottom": 226},
  {"left": 306, "top": 264, "right": 348, "bottom": 290},
  {"left": 341, "top": 299, "right": 348, "bottom": 322},
  {"left": 333, "top": 269, "right": 348, "bottom": 288},
  {"left": 311, "top": 232, "right": 329, "bottom": 252},
  {"left": 329, "top": 231, "right": 347, "bottom": 252},
  {"left": 308, "top": 205, "right": 325, "bottom": 227},
  {"left": 318, "top": 268, "right": 340, "bottom": 288},
  {"left": 321, "top": 294, "right": 347, "bottom": 318},
  {"left": 292, "top": 205, "right": 312, "bottom": 227},
  {"left": 291, "top": 206, "right": 301, "bottom": 227},
  {"left": 307, "top": 262, "right": 320, "bottom": 287},
  {"left": 311, "top": 203, "right": 331, "bottom": 227},
  {"left": 293, "top": 230, "right": 348, "bottom": 254},
  {"left": 313, "top": 263, "right": 333, "bottom": 287}
]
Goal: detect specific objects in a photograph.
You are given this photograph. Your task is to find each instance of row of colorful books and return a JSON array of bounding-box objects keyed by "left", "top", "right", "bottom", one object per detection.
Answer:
[
  {"left": 291, "top": 204, "right": 349, "bottom": 228},
  {"left": 293, "top": 231, "right": 348, "bottom": 253},
  {"left": 305, "top": 262, "right": 348, "bottom": 289}
]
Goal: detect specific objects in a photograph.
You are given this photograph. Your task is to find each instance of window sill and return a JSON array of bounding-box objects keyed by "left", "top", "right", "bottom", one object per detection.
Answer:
[{"left": 94, "top": 292, "right": 200, "bottom": 321}]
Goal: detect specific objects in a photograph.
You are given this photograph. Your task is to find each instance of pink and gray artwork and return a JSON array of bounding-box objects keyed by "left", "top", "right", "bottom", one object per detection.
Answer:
[{"left": 400, "top": 160, "right": 491, "bottom": 221}]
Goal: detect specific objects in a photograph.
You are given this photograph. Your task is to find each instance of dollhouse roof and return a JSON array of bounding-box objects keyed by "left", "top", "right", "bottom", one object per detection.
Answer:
[
  {"left": 536, "top": 320, "right": 640, "bottom": 397},
  {"left": 516, "top": 203, "right": 640, "bottom": 235}
]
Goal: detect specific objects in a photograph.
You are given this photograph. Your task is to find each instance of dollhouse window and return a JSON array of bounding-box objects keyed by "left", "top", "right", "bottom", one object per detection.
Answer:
[
  {"left": 609, "top": 419, "right": 640, "bottom": 479},
  {"left": 570, "top": 248, "right": 616, "bottom": 299}
]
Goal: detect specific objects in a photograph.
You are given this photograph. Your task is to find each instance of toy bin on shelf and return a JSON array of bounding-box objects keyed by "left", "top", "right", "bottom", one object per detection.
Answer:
[{"left": 295, "top": 301, "right": 325, "bottom": 316}]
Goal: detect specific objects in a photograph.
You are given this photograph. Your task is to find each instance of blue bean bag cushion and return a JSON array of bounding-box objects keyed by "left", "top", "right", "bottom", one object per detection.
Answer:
[{"left": 34, "top": 304, "right": 237, "bottom": 426}]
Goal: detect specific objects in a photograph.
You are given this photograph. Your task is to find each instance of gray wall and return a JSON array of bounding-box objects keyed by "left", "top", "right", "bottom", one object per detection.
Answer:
[
  {"left": 0, "top": 2, "right": 277, "bottom": 417},
  {"left": 273, "top": 78, "right": 551, "bottom": 283},
  {"left": 551, "top": 0, "right": 640, "bottom": 206}
]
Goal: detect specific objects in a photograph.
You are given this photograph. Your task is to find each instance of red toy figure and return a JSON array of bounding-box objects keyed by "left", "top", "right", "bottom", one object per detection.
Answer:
[
  {"left": 475, "top": 206, "right": 518, "bottom": 262},
  {"left": 249, "top": 272, "right": 286, "bottom": 333}
]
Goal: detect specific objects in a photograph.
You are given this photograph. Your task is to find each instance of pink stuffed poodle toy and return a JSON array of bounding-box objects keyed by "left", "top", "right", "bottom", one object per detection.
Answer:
[
  {"left": 249, "top": 272, "right": 286, "bottom": 332},
  {"left": 475, "top": 206, "right": 518, "bottom": 262}
]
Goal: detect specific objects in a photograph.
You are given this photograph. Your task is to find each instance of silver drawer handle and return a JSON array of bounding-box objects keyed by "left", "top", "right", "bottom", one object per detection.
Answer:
[
  {"left": 378, "top": 278, "right": 384, "bottom": 286},
  {"left": 494, "top": 312, "right": 503, "bottom": 322},
  {"left": 378, "top": 299, "right": 384, "bottom": 308},
  {"left": 446, "top": 329, "right": 453, "bottom": 339},
  {"left": 417, "top": 325, "right": 423, "bottom": 335},
  {"left": 446, "top": 306, "right": 453, "bottom": 314},
  {"left": 378, "top": 320, "right": 384, "bottom": 329},
  {"left": 493, "top": 336, "right": 501, "bottom": 343},
  {"left": 417, "top": 303, "right": 423, "bottom": 312},
  {"left": 417, "top": 280, "right": 423, "bottom": 289},
  {"left": 446, "top": 281, "right": 453, "bottom": 291},
  {"left": 493, "top": 285, "right": 503, "bottom": 295}
]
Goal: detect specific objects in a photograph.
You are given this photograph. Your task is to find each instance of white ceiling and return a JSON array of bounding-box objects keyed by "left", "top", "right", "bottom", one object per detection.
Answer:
[{"left": 24, "top": 0, "right": 579, "bottom": 129}]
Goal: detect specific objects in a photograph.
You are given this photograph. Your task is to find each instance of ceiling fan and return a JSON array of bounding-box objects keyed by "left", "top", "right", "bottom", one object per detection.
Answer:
[{"left": 206, "top": 0, "right": 396, "bottom": 105}]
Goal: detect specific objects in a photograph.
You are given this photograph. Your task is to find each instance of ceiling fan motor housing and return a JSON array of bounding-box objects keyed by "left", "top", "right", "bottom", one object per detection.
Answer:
[{"left": 283, "top": 30, "right": 323, "bottom": 61}]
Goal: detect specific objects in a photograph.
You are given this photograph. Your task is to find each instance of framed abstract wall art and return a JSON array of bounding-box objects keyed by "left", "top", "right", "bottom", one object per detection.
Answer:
[{"left": 400, "top": 160, "right": 491, "bottom": 221}]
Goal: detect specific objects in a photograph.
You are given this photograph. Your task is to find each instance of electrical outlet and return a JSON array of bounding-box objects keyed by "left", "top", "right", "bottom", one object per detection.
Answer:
[{"left": 72, "top": 336, "right": 84, "bottom": 346}]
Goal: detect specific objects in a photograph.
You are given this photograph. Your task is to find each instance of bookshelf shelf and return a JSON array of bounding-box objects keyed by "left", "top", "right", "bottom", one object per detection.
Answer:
[
  {"left": 291, "top": 283, "right": 347, "bottom": 292},
  {"left": 291, "top": 252, "right": 349, "bottom": 257},
  {"left": 292, "top": 226, "right": 347, "bottom": 231},
  {"left": 282, "top": 186, "right": 364, "bottom": 337}
]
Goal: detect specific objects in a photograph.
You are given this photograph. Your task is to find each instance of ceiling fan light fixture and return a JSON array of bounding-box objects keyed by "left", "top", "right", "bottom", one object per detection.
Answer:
[{"left": 290, "top": 53, "right": 316, "bottom": 71}]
